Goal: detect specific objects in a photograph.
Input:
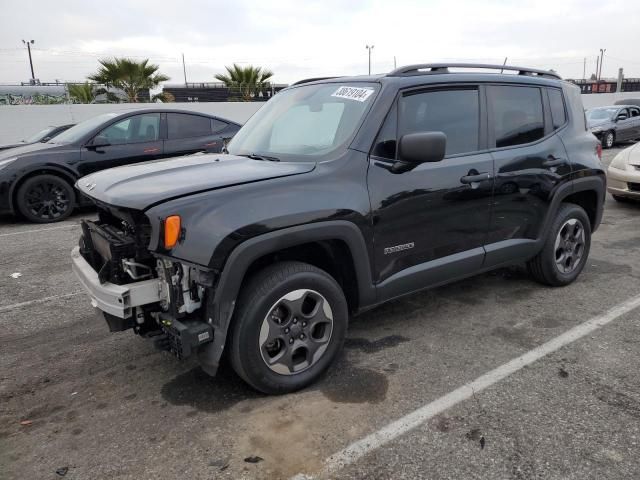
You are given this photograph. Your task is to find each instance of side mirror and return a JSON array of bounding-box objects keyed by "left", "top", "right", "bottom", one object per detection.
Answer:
[
  {"left": 89, "top": 135, "right": 110, "bottom": 148},
  {"left": 616, "top": 114, "right": 628, "bottom": 122},
  {"left": 398, "top": 132, "right": 447, "bottom": 165},
  {"left": 41, "top": 136, "right": 51, "bottom": 142}
]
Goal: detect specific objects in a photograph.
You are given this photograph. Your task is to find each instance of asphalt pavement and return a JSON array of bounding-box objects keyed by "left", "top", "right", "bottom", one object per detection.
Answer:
[{"left": 0, "top": 145, "right": 639, "bottom": 480}]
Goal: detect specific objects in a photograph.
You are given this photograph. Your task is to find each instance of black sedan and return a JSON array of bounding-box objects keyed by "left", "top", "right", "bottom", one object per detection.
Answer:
[
  {"left": 586, "top": 105, "right": 640, "bottom": 148},
  {"left": 0, "top": 124, "right": 74, "bottom": 152},
  {"left": 0, "top": 109, "right": 241, "bottom": 223}
]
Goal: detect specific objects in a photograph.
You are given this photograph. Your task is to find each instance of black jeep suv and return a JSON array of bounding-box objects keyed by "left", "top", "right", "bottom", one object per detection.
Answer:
[{"left": 72, "top": 64, "right": 605, "bottom": 394}]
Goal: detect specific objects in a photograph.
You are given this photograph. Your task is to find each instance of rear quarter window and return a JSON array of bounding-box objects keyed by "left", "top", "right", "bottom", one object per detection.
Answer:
[{"left": 548, "top": 88, "right": 567, "bottom": 129}]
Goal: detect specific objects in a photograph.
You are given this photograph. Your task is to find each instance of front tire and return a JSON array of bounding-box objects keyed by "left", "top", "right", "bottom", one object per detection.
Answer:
[
  {"left": 228, "top": 261, "right": 348, "bottom": 394},
  {"left": 602, "top": 131, "right": 615, "bottom": 149},
  {"left": 527, "top": 203, "right": 591, "bottom": 287},
  {"left": 16, "top": 174, "right": 75, "bottom": 223}
]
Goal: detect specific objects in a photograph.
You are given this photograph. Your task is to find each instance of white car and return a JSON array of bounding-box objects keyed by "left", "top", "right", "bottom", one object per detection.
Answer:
[{"left": 607, "top": 142, "right": 640, "bottom": 201}]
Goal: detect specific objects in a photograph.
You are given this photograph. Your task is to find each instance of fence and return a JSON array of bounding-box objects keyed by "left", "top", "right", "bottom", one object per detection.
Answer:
[{"left": 0, "top": 102, "right": 264, "bottom": 144}]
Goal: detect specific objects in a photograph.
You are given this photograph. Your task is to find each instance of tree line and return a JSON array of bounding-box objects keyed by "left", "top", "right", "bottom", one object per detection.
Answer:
[{"left": 67, "top": 58, "right": 274, "bottom": 104}]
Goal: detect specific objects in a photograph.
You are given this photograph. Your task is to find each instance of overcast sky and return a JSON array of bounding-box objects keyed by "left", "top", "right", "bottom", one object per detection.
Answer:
[{"left": 1, "top": 0, "right": 639, "bottom": 85}]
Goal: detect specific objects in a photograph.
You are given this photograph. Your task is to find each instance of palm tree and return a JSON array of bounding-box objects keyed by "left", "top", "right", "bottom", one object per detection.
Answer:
[
  {"left": 67, "top": 82, "right": 121, "bottom": 104},
  {"left": 67, "top": 82, "right": 97, "bottom": 104},
  {"left": 215, "top": 64, "right": 274, "bottom": 101},
  {"left": 88, "top": 58, "right": 169, "bottom": 103},
  {"left": 151, "top": 91, "right": 175, "bottom": 103}
]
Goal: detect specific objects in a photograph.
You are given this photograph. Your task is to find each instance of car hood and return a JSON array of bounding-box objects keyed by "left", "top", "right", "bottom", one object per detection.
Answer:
[
  {"left": 0, "top": 142, "right": 25, "bottom": 151},
  {"left": 0, "top": 141, "right": 61, "bottom": 159},
  {"left": 77, "top": 153, "right": 317, "bottom": 211},
  {"left": 587, "top": 119, "right": 612, "bottom": 129}
]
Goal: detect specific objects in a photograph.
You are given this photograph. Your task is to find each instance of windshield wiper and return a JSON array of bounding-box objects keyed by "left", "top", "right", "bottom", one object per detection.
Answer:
[{"left": 240, "top": 153, "right": 280, "bottom": 162}]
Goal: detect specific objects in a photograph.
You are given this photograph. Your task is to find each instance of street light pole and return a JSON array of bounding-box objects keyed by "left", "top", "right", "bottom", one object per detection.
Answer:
[
  {"left": 365, "top": 45, "right": 374, "bottom": 75},
  {"left": 22, "top": 39, "right": 35, "bottom": 82}
]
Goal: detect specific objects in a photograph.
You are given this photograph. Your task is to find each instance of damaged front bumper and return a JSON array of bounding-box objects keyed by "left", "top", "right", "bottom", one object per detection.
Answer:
[{"left": 71, "top": 246, "right": 161, "bottom": 319}]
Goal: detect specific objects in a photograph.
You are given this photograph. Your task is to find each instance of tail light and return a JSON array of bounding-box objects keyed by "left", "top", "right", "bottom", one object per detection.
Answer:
[
  {"left": 596, "top": 143, "right": 602, "bottom": 160},
  {"left": 163, "top": 215, "right": 181, "bottom": 249}
]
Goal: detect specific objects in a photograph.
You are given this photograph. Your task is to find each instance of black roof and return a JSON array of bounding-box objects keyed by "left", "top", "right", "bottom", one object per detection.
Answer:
[{"left": 106, "top": 108, "right": 241, "bottom": 127}]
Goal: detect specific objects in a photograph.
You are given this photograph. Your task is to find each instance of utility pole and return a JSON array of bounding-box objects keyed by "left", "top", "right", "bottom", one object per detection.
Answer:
[
  {"left": 22, "top": 39, "right": 35, "bottom": 82},
  {"left": 598, "top": 48, "right": 606, "bottom": 81},
  {"left": 595, "top": 57, "right": 599, "bottom": 82},
  {"left": 182, "top": 53, "right": 188, "bottom": 86},
  {"left": 366, "top": 45, "right": 374, "bottom": 75},
  {"left": 583, "top": 57, "right": 586, "bottom": 81},
  {"left": 393, "top": 56, "right": 397, "bottom": 69}
]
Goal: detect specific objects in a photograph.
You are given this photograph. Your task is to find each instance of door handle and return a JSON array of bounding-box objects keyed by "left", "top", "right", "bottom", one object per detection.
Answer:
[
  {"left": 144, "top": 147, "right": 160, "bottom": 154},
  {"left": 543, "top": 156, "right": 567, "bottom": 167},
  {"left": 460, "top": 172, "right": 492, "bottom": 184}
]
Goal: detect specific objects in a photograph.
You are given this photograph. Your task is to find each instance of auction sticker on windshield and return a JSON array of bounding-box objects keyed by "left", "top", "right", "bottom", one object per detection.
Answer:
[{"left": 331, "top": 86, "right": 375, "bottom": 102}]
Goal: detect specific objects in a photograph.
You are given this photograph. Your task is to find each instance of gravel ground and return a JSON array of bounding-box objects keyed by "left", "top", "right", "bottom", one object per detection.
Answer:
[{"left": 0, "top": 145, "right": 639, "bottom": 480}]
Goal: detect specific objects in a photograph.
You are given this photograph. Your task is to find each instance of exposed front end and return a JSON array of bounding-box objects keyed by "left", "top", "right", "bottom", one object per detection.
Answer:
[{"left": 71, "top": 206, "right": 217, "bottom": 365}]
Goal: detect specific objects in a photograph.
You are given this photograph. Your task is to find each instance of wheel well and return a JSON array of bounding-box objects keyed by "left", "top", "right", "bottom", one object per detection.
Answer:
[
  {"left": 241, "top": 240, "right": 360, "bottom": 313},
  {"left": 11, "top": 169, "right": 77, "bottom": 210},
  {"left": 563, "top": 190, "right": 598, "bottom": 229}
]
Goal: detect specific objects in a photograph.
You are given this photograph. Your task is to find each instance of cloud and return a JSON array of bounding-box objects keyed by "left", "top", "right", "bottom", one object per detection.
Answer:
[{"left": 1, "top": 0, "right": 638, "bottom": 84}]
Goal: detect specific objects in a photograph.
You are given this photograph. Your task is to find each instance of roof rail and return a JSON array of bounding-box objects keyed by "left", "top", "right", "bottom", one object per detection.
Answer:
[
  {"left": 291, "top": 76, "right": 340, "bottom": 86},
  {"left": 387, "top": 63, "right": 561, "bottom": 80}
]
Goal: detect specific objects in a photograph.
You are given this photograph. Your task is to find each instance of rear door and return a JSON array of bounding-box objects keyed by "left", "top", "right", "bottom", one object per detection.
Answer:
[
  {"left": 78, "top": 113, "right": 163, "bottom": 176},
  {"left": 164, "top": 113, "right": 229, "bottom": 156},
  {"left": 485, "top": 84, "right": 571, "bottom": 265}
]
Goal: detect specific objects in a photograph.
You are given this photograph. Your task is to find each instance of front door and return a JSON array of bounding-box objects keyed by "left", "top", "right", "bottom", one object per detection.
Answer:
[
  {"left": 615, "top": 108, "right": 633, "bottom": 141},
  {"left": 78, "top": 113, "right": 163, "bottom": 177},
  {"left": 368, "top": 86, "right": 494, "bottom": 300}
]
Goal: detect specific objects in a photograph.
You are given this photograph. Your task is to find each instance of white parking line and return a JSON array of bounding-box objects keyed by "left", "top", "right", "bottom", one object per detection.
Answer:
[
  {"left": 293, "top": 293, "right": 640, "bottom": 480},
  {"left": 0, "top": 224, "right": 79, "bottom": 237},
  {"left": 0, "top": 292, "right": 83, "bottom": 313}
]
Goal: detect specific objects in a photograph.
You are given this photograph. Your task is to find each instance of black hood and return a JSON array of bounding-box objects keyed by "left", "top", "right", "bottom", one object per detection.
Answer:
[
  {"left": 76, "top": 153, "right": 316, "bottom": 211},
  {"left": 0, "top": 142, "right": 26, "bottom": 152},
  {"left": 0, "top": 141, "right": 67, "bottom": 160}
]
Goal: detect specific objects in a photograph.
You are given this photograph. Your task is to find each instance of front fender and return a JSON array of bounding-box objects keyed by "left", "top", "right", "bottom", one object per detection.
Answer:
[{"left": 197, "top": 220, "right": 376, "bottom": 376}]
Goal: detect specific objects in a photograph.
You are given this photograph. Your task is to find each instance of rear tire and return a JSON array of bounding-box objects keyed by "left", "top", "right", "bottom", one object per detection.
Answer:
[
  {"left": 16, "top": 174, "right": 75, "bottom": 223},
  {"left": 228, "top": 261, "right": 348, "bottom": 394},
  {"left": 527, "top": 203, "right": 591, "bottom": 287}
]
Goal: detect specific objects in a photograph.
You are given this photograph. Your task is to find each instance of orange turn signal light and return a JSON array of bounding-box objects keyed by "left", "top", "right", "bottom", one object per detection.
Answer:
[{"left": 164, "top": 215, "right": 181, "bottom": 249}]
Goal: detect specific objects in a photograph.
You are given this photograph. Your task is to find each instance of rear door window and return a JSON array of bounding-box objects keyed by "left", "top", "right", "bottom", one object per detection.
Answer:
[
  {"left": 211, "top": 118, "right": 228, "bottom": 133},
  {"left": 488, "top": 86, "right": 544, "bottom": 148},
  {"left": 168, "top": 113, "right": 212, "bottom": 139}
]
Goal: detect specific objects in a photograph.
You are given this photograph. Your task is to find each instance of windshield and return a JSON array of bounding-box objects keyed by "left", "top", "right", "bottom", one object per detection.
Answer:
[
  {"left": 51, "top": 113, "right": 118, "bottom": 144},
  {"left": 227, "top": 83, "right": 379, "bottom": 161},
  {"left": 25, "top": 127, "right": 56, "bottom": 143},
  {"left": 586, "top": 108, "right": 617, "bottom": 122}
]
